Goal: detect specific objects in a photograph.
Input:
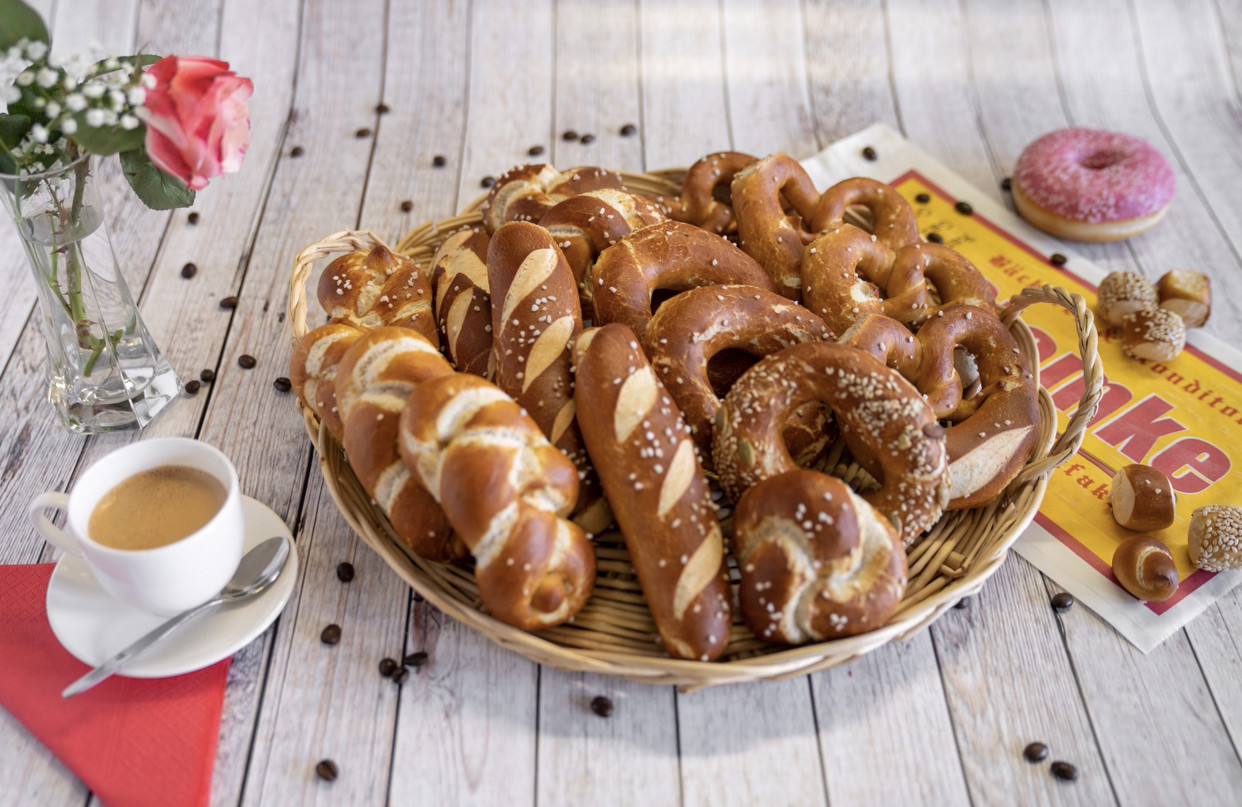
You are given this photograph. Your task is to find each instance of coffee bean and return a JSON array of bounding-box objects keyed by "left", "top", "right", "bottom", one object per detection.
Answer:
[
  {"left": 528, "top": 145, "right": 545, "bottom": 156},
  {"left": 590, "top": 695, "right": 614, "bottom": 717},
  {"left": 400, "top": 200, "right": 413, "bottom": 212},
  {"left": 926, "top": 232, "right": 944, "bottom": 244},
  {"left": 403, "top": 651, "right": 429, "bottom": 668},
  {"left": 273, "top": 376, "right": 292, "bottom": 393},
  {"left": 580, "top": 133, "right": 596, "bottom": 145},
  {"left": 1051, "top": 761, "right": 1079, "bottom": 781},
  {"left": 200, "top": 368, "right": 216, "bottom": 383},
  {"left": 432, "top": 154, "right": 447, "bottom": 167},
  {"left": 1001, "top": 176, "right": 1013, "bottom": 192},
  {"left": 219, "top": 295, "right": 238, "bottom": 309},
  {"left": 355, "top": 127, "right": 372, "bottom": 138},
  {"left": 1051, "top": 592, "right": 1075, "bottom": 612},
  {"left": 290, "top": 146, "right": 304, "bottom": 157},
  {"left": 915, "top": 192, "right": 931, "bottom": 204},
  {"left": 376, "top": 103, "right": 390, "bottom": 114},
  {"left": 411, "top": 590, "right": 425, "bottom": 603},
  {"left": 180, "top": 262, "right": 197, "bottom": 279},
  {"left": 239, "top": 354, "right": 257, "bottom": 369},
  {"left": 315, "top": 759, "right": 338, "bottom": 781},
  {"left": 562, "top": 129, "right": 579, "bottom": 141},
  {"left": 862, "top": 145, "right": 877, "bottom": 161},
  {"left": 620, "top": 123, "right": 637, "bottom": 136},
  {"left": 954, "top": 596, "right": 970, "bottom": 610},
  {"left": 1050, "top": 253, "right": 1068, "bottom": 266},
  {"left": 1023, "top": 742, "right": 1049, "bottom": 762},
  {"left": 954, "top": 200, "right": 974, "bottom": 216},
  {"left": 481, "top": 175, "right": 495, "bottom": 188},
  {"left": 391, "top": 667, "right": 409, "bottom": 685},
  {"left": 321, "top": 623, "right": 342, "bottom": 645},
  {"left": 187, "top": 212, "right": 200, "bottom": 225},
  {"left": 336, "top": 561, "right": 355, "bottom": 582},
  {"left": 378, "top": 657, "right": 398, "bottom": 677},
  {"left": 183, "top": 379, "right": 201, "bottom": 395}
]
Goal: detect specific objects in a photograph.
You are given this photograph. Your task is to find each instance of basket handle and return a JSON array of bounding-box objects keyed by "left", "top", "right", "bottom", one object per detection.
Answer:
[
  {"left": 1000, "top": 284, "right": 1103, "bottom": 485},
  {"left": 288, "top": 229, "right": 391, "bottom": 342}
]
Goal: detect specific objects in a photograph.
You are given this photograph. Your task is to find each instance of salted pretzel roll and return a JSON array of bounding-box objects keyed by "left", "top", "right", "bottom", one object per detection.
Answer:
[
  {"left": 487, "top": 221, "right": 610, "bottom": 534},
  {"left": 810, "top": 177, "right": 922, "bottom": 249},
  {"left": 480, "top": 163, "right": 625, "bottom": 234},
  {"left": 573, "top": 324, "right": 733, "bottom": 661},
  {"left": 430, "top": 228, "right": 494, "bottom": 379},
  {"left": 591, "top": 220, "right": 775, "bottom": 340},
  {"left": 730, "top": 153, "right": 821, "bottom": 298},
  {"left": 398, "top": 372, "right": 596, "bottom": 630},
  {"left": 333, "top": 326, "right": 465, "bottom": 563},
  {"left": 840, "top": 305, "right": 1040, "bottom": 509},
  {"left": 664, "top": 150, "right": 757, "bottom": 234},
  {"left": 713, "top": 341, "right": 949, "bottom": 547},
  {"left": 537, "top": 188, "right": 667, "bottom": 315},
  {"left": 316, "top": 245, "right": 438, "bottom": 344},
  {"left": 290, "top": 321, "right": 363, "bottom": 440},
  {"left": 643, "top": 284, "right": 835, "bottom": 466},
  {"left": 733, "top": 470, "right": 908, "bottom": 645}
]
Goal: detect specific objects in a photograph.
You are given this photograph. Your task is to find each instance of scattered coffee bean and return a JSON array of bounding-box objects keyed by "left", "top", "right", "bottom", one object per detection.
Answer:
[
  {"left": 954, "top": 200, "right": 974, "bottom": 216},
  {"left": 1050, "top": 253, "right": 1068, "bottom": 266},
  {"left": 915, "top": 192, "right": 931, "bottom": 204},
  {"left": 562, "top": 129, "right": 579, "bottom": 141},
  {"left": 219, "top": 295, "right": 239, "bottom": 309},
  {"left": 403, "top": 651, "right": 429, "bottom": 668},
  {"left": 590, "top": 695, "right": 614, "bottom": 717},
  {"left": 315, "top": 759, "right": 338, "bottom": 781},
  {"left": 376, "top": 102, "right": 390, "bottom": 114},
  {"left": 200, "top": 368, "right": 216, "bottom": 383},
  {"left": 411, "top": 590, "right": 425, "bottom": 603},
  {"left": 579, "top": 133, "right": 596, "bottom": 145},
  {"left": 378, "top": 657, "right": 398, "bottom": 677},
  {"left": 321, "top": 623, "right": 342, "bottom": 645},
  {"left": 432, "top": 154, "right": 447, "bottom": 168},
  {"left": 1001, "top": 176, "right": 1013, "bottom": 192},
  {"left": 239, "top": 354, "right": 257, "bottom": 369},
  {"left": 336, "top": 561, "right": 355, "bottom": 582},
  {"left": 861, "top": 145, "right": 877, "bottom": 161},
  {"left": 290, "top": 146, "right": 304, "bottom": 157},
  {"left": 528, "top": 144, "right": 545, "bottom": 156},
  {"left": 1051, "top": 760, "right": 1079, "bottom": 781},
  {"left": 926, "top": 232, "right": 944, "bottom": 244},
  {"left": 183, "top": 379, "right": 201, "bottom": 395},
  {"left": 1023, "top": 742, "right": 1049, "bottom": 762},
  {"left": 481, "top": 175, "right": 495, "bottom": 188},
  {"left": 187, "top": 211, "right": 200, "bottom": 225},
  {"left": 400, "top": 200, "right": 413, "bottom": 212},
  {"left": 355, "top": 127, "right": 372, "bottom": 138},
  {"left": 954, "top": 596, "right": 970, "bottom": 609},
  {"left": 1051, "top": 591, "right": 1075, "bottom": 612},
  {"left": 619, "top": 123, "right": 637, "bottom": 136},
  {"left": 391, "top": 667, "right": 409, "bottom": 685},
  {"left": 273, "top": 376, "right": 292, "bottom": 393},
  {"left": 180, "top": 262, "right": 197, "bottom": 279}
]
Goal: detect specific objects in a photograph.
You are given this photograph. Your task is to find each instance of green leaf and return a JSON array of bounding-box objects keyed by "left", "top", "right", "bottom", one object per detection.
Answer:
[
  {"left": 0, "top": 112, "right": 31, "bottom": 151},
  {"left": 69, "top": 117, "right": 146, "bottom": 155},
  {"left": 0, "top": 0, "right": 49, "bottom": 51},
  {"left": 119, "top": 149, "right": 194, "bottom": 210}
]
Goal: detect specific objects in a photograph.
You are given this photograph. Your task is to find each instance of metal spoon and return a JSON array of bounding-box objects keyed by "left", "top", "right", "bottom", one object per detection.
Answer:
[{"left": 62, "top": 534, "right": 291, "bottom": 698}]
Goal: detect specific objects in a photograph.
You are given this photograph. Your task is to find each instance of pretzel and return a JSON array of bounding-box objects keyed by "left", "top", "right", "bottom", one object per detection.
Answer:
[
  {"left": 573, "top": 324, "right": 733, "bottom": 661},
  {"left": 289, "top": 322, "right": 363, "bottom": 440},
  {"left": 332, "top": 326, "right": 466, "bottom": 563},
  {"left": 480, "top": 163, "right": 625, "bottom": 234},
  {"left": 712, "top": 341, "right": 949, "bottom": 547},
  {"left": 839, "top": 305, "right": 1039, "bottom": 509},
  {"left": 430, "top": 228, "right": 494, "bottom": 378},
  {"left": 487, "top": 221, "right": 610, "bottom": 534},
  {"left": 591, "top": 220, "right": 774, "bottom": 340},
  {"left": 398, "top": 372, "right": 596, "bottom": 630},
  {"left": 643, "top": 284, "right": 835, "bottom": 467},
  {"left": 810, "top": 177, "right": 922, "bottom": 249},
  {"left": 662, "top": 150, "right": 757, "bottom": 234},
  {"left": 730, "top": 153, "right": 821, "bottom": 298},
  {"left": 801, "top": 225, "right": 995, "bottom": 335},
  {"left": 316, "top": 245, "right": 438, "bottom": 344},
  {"left": 733, "top": 469, "right": 907, "bottom": 644},
  {"left": 537, "top": 188, "right": 666, "bottom": 316}
]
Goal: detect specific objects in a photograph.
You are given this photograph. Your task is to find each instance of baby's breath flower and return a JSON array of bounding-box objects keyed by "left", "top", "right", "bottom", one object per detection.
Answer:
[
  {"left": 60, "top": 118, "right": 77, "bottom": 135},
  {"left": 36, "top": 67, "right": 58, "bottom": 88},
  {"left": 127, "top": 86, "right": 145, "bottom": 105},
  {"left": 65, "top": 93, "right": 86, "bottom": 112},
  {"left": 45, "top": 101, "right": 60, "bottom": 116},
  {"left": 16, "top": 70, "right": 33, "bottom": 86},
  {"left": 30, "top": 123, "right": 47, "bottom": 143},
  {"left": 2, "top": 85, "right": 20, "bottom": 104},
  {"left": 120, "top": 114, "right": 139, "bottom": 130},
  {"left": 81, "top": 82, "right": 105, "bottom": 99},
  {"left": 84, "top": 108, "right": 106, "bottom": 127},
  {"left": 25, "top": 40, "right": 47, "bottom": 60}
]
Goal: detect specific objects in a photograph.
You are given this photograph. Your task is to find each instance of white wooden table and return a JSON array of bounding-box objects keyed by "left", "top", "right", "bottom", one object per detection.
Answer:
[{"left": 3, "top": 1, "right": 1242, "bottom": 804}]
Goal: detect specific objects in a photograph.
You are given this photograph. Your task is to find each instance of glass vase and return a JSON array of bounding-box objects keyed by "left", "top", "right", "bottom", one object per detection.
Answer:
[{"left": 0, "top": 154, "right": 182, "bottom": 433}]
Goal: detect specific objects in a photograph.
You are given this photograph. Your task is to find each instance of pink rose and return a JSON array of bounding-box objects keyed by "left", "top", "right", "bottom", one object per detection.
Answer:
[{"left": 143, "top": 56, "right": 253, "bottom": 191}]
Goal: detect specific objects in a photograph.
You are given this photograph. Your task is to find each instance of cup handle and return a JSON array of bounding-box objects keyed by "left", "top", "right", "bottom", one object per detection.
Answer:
[{"left": 29, "top": 492, "right": 83, "bottom": 558}]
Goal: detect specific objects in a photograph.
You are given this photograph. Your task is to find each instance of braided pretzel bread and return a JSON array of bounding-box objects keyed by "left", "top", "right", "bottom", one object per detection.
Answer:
[
  {"left": 840, "top": 305, "right": 1040, "bottom": 509},
  {"left": 481, "top": 163, "right": 625, "bottom": 234},
  {"left": 733, "top": 469, "right": 907, "bottom": 644},
  {"left": 537, "top": 188, "right": 667, "bottom": 316},
  {"left": 712, "top": 341, "right": 949, "bottom": 547},
  {"left": 487, "top": 221, "right": 610, "bottom": 534},
  {"left": 810, "top": 177, "right": 922, "bottom": 249},
  {"left": 643, "top": 284, "right": 835, "bottom": 467},
  {"left": 398, "top": 372, "right": 596, "bottom": 630},
  {"left": 290, "top": 322, "right": 363, "bottom": 440},
  {"left": 316, "top": 245, "right": 438, "bottom": 344},
  {"left": 591, "top": 220, "right": 774, "bottom": 340},
  {"left": 573, "top": 324, "right": 733, "bottom": 661},
  {"left": 332, "top": 326, "right": 466, "bottom": 563},
  {"left": 663, "top": 150, "right": 757, "bottom": 234},
  {"left": 802, "top": 226, "right": 995, "bottom": 335},
  {"left": 430, "top": 228, "right": 494, "bottom": 378},
  {"left": 730, "top": 153, "right": 821, "bottom": 298}
]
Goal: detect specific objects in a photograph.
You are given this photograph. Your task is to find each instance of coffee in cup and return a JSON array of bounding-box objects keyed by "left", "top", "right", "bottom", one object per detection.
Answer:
[{"left": 89, "top": 464, "right": 228, "bottom": 551}]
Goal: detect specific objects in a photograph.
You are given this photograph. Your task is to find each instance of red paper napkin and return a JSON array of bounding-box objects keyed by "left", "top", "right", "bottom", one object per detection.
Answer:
[{"left": 0, "top": 563, "right": 230, "bottom": 807}]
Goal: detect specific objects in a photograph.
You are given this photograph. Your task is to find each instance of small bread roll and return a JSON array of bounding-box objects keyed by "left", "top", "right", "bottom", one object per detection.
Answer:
[
  {"left": 1097, "top": 270, "right": 1157, "bottom": 328},
  {"left": 1188, "top": 505, "right": 1242, "bottom": 572},
  {"left": 1112, "top": 535, "right": 1179, "bottom": 602},
  {"left": 1121, "top": 307, "right": 1186, "bottom": 361},
  {"left": 1157, "top": 269, "right": 1211, "bottom": 329},
  {"left": 1109, "top": 464, "right": 1175, "bottom": 532}
]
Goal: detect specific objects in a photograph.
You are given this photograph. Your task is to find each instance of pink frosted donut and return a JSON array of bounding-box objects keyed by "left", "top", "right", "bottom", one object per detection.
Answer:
[{"left": 1011, "top": 127, "right": 1175, "bottom": 242}]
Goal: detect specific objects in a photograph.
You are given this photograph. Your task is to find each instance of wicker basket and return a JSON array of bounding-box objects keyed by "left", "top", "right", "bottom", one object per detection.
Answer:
[{"left": 288, "top": 170, "right": 1103, "bottom": 689}]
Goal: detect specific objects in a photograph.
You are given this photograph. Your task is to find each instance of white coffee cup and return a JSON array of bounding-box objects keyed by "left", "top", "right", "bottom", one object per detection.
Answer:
[{"left": 29, "top": 437, "right": 245, "bottom": 616}]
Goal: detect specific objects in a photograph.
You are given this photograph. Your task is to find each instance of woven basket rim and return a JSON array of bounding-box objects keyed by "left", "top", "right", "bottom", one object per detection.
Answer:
[{"left": 287, "top": 169, "right": 1103, "bottom": 689}]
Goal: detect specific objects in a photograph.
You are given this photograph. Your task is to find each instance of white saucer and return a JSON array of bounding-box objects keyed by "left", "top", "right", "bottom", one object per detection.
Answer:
[{"left": 46, "top": 495, "right": 298, "bottom": 678}]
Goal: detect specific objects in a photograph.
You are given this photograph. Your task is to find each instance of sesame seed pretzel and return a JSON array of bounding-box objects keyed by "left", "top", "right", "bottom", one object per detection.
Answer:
[
  {"left": 730, "top": 153, "right": 822, "bottom": 298},
  {"left": 810, "top": 177, "right": 922, "bottom": 250}
]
